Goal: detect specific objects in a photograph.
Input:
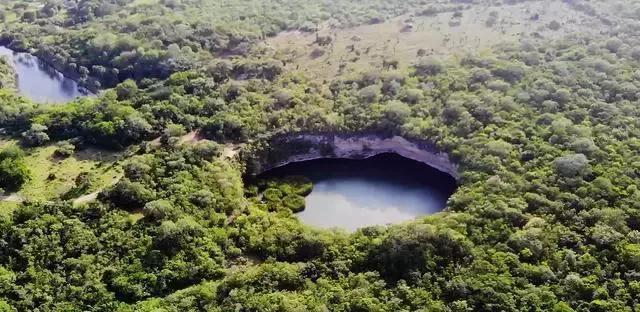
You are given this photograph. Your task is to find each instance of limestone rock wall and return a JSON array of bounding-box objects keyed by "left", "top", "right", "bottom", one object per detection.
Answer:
[{"left": 258, "top": 133, "right": 460, "bottom": 181}]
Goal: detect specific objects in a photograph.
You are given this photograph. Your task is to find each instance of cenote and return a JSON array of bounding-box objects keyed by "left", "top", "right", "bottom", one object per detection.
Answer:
[
  {"left": 0, "top": 46, "right": 91, "bottom": 103},
  {"left": 259, "top": 153, "right": 457, "bottom": 231}
]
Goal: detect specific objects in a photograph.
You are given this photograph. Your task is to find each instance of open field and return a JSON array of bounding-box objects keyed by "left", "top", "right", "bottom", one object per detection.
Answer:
[
  {"left": 0, "top": 138, "right": 122, "bottom": 211},
  {"left": 264, "top": 0, "right": 612, "bottom": 80}
]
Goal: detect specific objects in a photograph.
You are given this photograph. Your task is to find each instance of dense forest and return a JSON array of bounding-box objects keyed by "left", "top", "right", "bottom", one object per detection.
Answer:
[{"left": 1, "top": 0, "right": 640, "bottom": 311}]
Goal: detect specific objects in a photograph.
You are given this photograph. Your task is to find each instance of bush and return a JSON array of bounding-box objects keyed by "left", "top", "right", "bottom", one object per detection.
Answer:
[
  {"left": 414, "top": 58, "right": 443, "bottom": 76},
  {"left": 310, "top": 48, "right": 325, "bottom": 59},
  {"left": 278, "top": 176, "right": 313, "bottom": 196},
  {"left": 115, "top": 79, "right": 139, "bottom": 100},
  {"left": 0, "top": 146, "right": 25, "bottom": 160},
  {"left": 101, "top": 179, "right": 156, "bottom": 210},
  {"left": 283, "top": 194, "right": 305, "bottom": 212},
  {"left": 263, "top": 188, "right": 283, "bottom": 202},
  {"left": 485, "top": 15, "right": 497, "bottom": 27},
  {"left": 21, "top": 124, "right": 49, "bottom": 147},
  {"left": 358, "top": 85, "right": 381, "bottom": 103},
  {"left": 403, "top": 88, "right": 424, "bottom": 104},
  {"left": 491, "top": 63, "right": 526, "bottom": 83},
  {"left": 548, "top": 20, "right": 561, "bottom": 31},
  {"left": 191, "top": 141, "right": 221, "bottom": 160},
  {"left": 605, "top": 38, "right": 623, "bottom": 53},
  {"left": 61, "top": 172, "right": 92, "bottom": 200},
  {"left": 54, "top": 141, "right": 75, "bottom": 158},
  {"left": 144, "top": 200, "right": 179, "bottom": 221},
  {"left": 189, "top": 190, "right": 216, "bottom": 208}
]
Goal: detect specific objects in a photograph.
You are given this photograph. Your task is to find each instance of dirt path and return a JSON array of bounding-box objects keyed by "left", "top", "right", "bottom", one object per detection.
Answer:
[
  {"left": 222, "top": 144, "right": 241, "bottom": 159},
  {"left": 179, "top": 130, "right": 201, "bottom": 144},
  {"left": 72, "top": 174, "right": 123, "bottom": 206},
  {"left": 72, "top": 191, "right": 100, "bottom": 206},
  {"left": 0, "top": 193, "right": 25, "bottom": 203}
]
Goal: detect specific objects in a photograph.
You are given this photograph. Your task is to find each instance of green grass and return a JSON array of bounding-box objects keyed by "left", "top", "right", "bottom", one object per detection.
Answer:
[
  {"left": 128, "top": 209, "right": 145, "bottom": 224},
  {"left": 0, "top": 201, "right": 19, "bottom": 216},
  {"left": 1, "top": 140, "right": 122, "bottom": 202},
  {"left": 22, "top": 146, "right": 122, "bottom": 200}
]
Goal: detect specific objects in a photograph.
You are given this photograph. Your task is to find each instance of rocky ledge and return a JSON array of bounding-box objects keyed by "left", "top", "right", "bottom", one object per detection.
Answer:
[{"left": 256, "top": 133, "right": 460, "bottom": 181}]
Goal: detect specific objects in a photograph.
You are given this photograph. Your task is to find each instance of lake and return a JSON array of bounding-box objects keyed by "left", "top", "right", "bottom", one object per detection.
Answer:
[
  {"left": 261, "top": 153, "right": 457, "bottom": 231},
  {"left": 0, "top": 46, "right": 91, "bottom": 103}
]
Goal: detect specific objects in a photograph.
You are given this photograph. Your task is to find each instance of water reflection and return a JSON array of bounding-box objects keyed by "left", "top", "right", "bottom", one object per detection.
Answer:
[
  {"left": 0, "top": 46, "right": 91, "bottom": 103},
  {"left": 261, "top": 153, "right": 457, "bottom": 231}
]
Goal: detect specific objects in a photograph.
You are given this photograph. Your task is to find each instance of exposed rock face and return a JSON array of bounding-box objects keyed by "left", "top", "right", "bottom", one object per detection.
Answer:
[{"left": 258, "top": 133, "right": 460, "bottom": 181}]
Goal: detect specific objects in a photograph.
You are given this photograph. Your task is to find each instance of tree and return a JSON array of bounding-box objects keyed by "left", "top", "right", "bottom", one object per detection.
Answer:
[
  {"left": 369, "top": 223, "right": 473, "bottom": 281},
  {"left": 0, "top": 300, "right": 15, "bottom": 312},
  {"left": 605, "top": 38, "right": 623, "bottom": 53},
  {"left": 21, "top": 124, "right": 50, "bottom": 147},
  {"left": 553, "top": 154, "right": 590, "bottom": 178},
  {"left": 155, "top": 217, "right": 205, "bottom": 253},
  {"left": 491, "top": 63, "right": 526, "bottom": 83},
  {"left": 101, "top": 179, "right": 156, "bottom": 210},
  {"left": 548, "top": 20, "right": 561, "bottom": 31},
  {"left": 382, "top": 100, "right": 411, "bottom": 125},
  {"left": 358, "top": 85, "right": 381, "bottom": 103},
  {"left": 143, "top": 200, "right": 179, "bottom": 221},
  {"left": 115, "top": 79, "right": 138, "bottom": 100},
  {"left": 21, "top": 11, "right": 36, "bottom": 22},
  {"left": 0, "top": 146, "right": 29, "bottom": 192},
  {"left": 414, "top": 58, "right": 443, "bottom": 76}
]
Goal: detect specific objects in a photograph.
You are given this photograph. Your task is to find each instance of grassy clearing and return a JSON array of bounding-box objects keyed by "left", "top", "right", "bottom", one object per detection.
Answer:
[
  {"left": 1, "top": 140, "right": 122, "bottom": 203},
  {"left": 0, "top": 201, "right": 19, "bottom": 216},
  {"left": 21, "top": 146, "right": 122, "bottom": 201},
  {"left": 263, "top": 0, "right": 603, "bottom": 80},
  {"left": 128, "top": 209, "right": 145, "bottom": 224}
]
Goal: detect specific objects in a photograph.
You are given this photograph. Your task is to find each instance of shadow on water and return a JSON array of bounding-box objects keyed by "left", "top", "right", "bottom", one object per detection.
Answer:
[
  {"left": 0, "top": 46, "right": 91, "bottom": 103},
  {"left": 259, "top": 153, "right": 457, "bottom": 231}
]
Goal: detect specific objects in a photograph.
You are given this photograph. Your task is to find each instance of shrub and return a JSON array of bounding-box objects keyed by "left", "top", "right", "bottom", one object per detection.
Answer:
[
  {"left": 101, "top": 179, "right": 156, "bottom": 210},
  {"left": 54, "top": 141, "right": 75, "bottom": 158},
  {"left": 605, "top": 38, "right": 623, "bottom": 53},
  {"left": 189, "top": 190, "right": 217, "bottom": 208},
  {"left": 144, "top": 200, "right": 179, "bottom": 221},
  {"left": 283, "top": 194, "right": 305, "bottom": 212},
  {"left": 21, "top": 124, "right": 49, "bottom": 147},
  {"left": 414, "top": 58, "right": 443, "bottom": 76},
  {"left": 263, "top": 188, "right": 283, "bottom": 202},
  {"left": 278, "top": 176, "right": 313, "bottom": 196},
  {"left": 358, "top": 85, "right": 381, "bottom": 104}
]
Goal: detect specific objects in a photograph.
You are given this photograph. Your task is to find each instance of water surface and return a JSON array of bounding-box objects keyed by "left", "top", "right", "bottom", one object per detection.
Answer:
[
  {"left": 0, "top": 46, "right": 90, "bottom": 103},
  {"left": 262, "top": 153, "right": 457, "bottom": 231}
]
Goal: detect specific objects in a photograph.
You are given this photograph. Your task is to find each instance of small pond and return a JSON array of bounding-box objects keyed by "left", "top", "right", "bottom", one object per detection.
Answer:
[
  {"left": 260, "top": 153, "right": 457, "bottom": 231},
  {"left": 0, "top": 46, "right": 91, "bottom": 103}
]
